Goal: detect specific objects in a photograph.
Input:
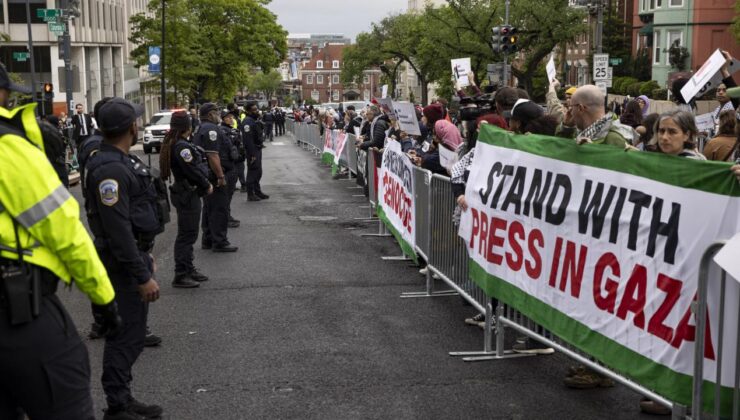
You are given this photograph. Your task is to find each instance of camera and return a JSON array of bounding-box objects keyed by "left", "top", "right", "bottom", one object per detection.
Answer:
[{"left": 458, "top": 93, "right": 496, "bottom": 122}]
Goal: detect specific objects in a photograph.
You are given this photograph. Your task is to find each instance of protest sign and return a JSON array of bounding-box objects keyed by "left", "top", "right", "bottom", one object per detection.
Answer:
[
  {"left": 377, "top": 97, "right": 397, "bottom": 120},
  {"left": 546, "top": 55, "right": 557, "bottom": 84},
  {"left": 381, "top": 85, "right": 388, "bottom": 99},
  {"left": 714, "top": 231, "right": 740, "bottom": 285},
  {"left": 322, "top": 129, "right": 336, "bottom": 164},
  {"left": 333, "top": 131, "right": 348, "bottom": 166},
  {"left": 695, "top": 112, "right": 715, "bottom": 133},
  {"left": 459, "top": 126, "right": 740, "bottom": 414},
  {"left": 438, "top": 144, "right": 457, "bottom": 172},
  {"left": 681, "top": 49, "right": 740, "bottom": 103},
  {"left": 378, "top": 140, "right": 416, "bottom": 261},
  {"left": 392, "top": 101, "right": 421, "bottom": 136},
  {"left": 451, "top": 58, "right": 472, "bottom": 88}
]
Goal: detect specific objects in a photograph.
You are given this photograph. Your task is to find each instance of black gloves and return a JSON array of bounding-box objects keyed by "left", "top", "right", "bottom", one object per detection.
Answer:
[{"left": 91, "top": 300, "right": 123, "bottom": 338}]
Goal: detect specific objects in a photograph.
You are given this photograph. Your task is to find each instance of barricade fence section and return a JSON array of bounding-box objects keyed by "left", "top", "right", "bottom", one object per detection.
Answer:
[{"left": 288, "top": 122, "right": 737, "bottom": 419}]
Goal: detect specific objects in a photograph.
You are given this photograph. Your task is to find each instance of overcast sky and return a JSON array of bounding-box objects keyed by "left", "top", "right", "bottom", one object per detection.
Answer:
[{"left": 266, "top": 0, "right": 406, "bottom": 41}]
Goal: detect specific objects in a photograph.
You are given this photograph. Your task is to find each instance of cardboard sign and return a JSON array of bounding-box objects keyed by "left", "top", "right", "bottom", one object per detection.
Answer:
[
  {"left": 381, "top": 85, "right": 388, "bottom": 99},
  {"left": 681, "top": 49, "right": 740, "bottom": 103},
  {"left": 377, "top": 98, "right": 397, "bottom": 120},
  {"left": 546, "top": 55, "right": 557, "bottom": 84},
  {"left": 451, "top": 58, "right": 472, "bottom": 88},
  {"left": 392, "top": 101, "right": 421, "bottom": 136}
]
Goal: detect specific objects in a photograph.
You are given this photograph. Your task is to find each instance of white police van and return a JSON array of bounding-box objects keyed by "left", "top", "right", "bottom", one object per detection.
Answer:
[{"left": 143, "top": 109, "right": 185, "bottom": 154}]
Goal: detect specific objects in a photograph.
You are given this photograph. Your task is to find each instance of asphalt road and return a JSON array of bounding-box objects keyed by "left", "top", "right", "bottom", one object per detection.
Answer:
[{"left": 61, "top": 135, "right": 654, "bottom": 419}]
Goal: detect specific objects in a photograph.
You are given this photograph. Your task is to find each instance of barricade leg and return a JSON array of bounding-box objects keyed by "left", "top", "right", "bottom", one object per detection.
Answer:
[
  {"left": 450, "top": 302, "right": 534, "bottom": 361},
  {"left": 400, "top": 267, "right": 458, "bottom": 298},
  {"left": 360, "top": 218, "right": 391, "bottom": 237}
]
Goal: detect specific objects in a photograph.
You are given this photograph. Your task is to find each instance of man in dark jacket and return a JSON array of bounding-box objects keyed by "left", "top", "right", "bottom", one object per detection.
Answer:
[{"left": 357, "top": 105, "right": 388, "bottom": 150}]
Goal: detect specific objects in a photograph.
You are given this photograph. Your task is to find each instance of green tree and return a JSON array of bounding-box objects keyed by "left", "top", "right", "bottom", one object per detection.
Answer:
[
  {"left": 424, "top": 0, "right": 588, "bottom": 95},
  {"left": 128, "top": 0, "right": 287, "bottom": 104},
  {"left": 601, "top": 4, "right": 632, "bottom": 77},
  {"left": 734, "top": 2, "right": 740, "bottom": 44},
  {"left": 247, "top": 69, "right": 283, "bottom": 101}
]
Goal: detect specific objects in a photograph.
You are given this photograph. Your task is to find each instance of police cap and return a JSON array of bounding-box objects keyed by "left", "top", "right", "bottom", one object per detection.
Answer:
[
  {"left": 199, "top": 103, "right": 219, "bottom": 117},
  {"left": 97, "top": 97, "right": 144, "bottom": 136}
]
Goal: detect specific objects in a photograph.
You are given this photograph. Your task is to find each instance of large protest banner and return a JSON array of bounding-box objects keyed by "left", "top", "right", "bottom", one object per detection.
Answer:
[
  {"left": 459, "top": 126, "right": 740, "bottom": 413},
  {"left": 378, "top": 140, "right": 417, "bottom": 262},
  {"left": 322, "top": 129, "right": 336, "bottom": 165}
]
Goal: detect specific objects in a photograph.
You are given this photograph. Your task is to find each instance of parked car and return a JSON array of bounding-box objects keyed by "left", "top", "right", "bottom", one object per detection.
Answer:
[{"left": 143, "top": 109, "right": 185, "bottom": 154}]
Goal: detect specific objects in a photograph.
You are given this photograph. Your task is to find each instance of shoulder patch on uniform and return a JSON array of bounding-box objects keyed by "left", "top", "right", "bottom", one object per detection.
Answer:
[
  {"left": 99, "top": 179, "right": 119, "bottom": 206},
  {"left": 243, "top": 125, "right": 250, "bottom": 133},
  {"left": 209, "top": 130, "right": 218, "bottom": 142},
  {"left": 180, "top": 148, "right": 193, "bottom": 162}
]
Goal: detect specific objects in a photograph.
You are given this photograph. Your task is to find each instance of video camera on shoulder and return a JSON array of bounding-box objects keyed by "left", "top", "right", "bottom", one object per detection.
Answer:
[{"left": 458, "top": 93, "right": 496, "bottom": 122}]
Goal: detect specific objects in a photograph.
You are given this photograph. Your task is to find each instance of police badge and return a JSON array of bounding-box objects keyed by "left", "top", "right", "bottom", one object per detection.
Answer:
[{"left": 99, "top": 179, "right": 119, "bottom": 206}]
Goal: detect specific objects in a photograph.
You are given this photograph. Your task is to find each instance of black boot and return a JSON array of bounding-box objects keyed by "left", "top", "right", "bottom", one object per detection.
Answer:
[
  {"left": 172, "top": 273, "right": 200, "bottom": 289},
  {"left": 128, "top": 398, "right": 163, "bottom": 419},
  {"left": 247, "top": 193, "right": 261, "bottom": 202},
  {"left": 189, "top": 269, "right": 209, "bottom": 282},
  {"left": 255, "top": 191, "right": 269, "bottom": 199}
]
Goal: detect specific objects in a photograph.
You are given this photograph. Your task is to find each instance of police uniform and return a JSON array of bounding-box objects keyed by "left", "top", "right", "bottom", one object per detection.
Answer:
[
  {"left": 0, "top": 97, "right": 117, "bottom": 419},
  {"left": 84, "top": 98, "right": 165, "bottom": 418},
  {"left": 170, "top": 133, "right": 211, "bottom": 284},
  {"left": 220, "top": 119, "right": 241, "bottom": 225},
  {"left": 193, "top": 120, "right": 234, "bottom": 250},
  {"left": 242, "top": 114, "right": 268, "bottom": 200}
]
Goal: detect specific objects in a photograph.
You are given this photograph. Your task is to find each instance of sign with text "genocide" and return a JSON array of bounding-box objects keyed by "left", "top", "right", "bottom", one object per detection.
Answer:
[
  {"left": 459, "top": 127, "right": 740, "bottom": 415},
  {"left": 378, "top": 140, "right": 416, "bottom": 260}
]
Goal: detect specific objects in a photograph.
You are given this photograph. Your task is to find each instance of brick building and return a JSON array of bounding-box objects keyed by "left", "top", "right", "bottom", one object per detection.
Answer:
[{"left": 300, "top": 44, "right": 381, "bottom": 104}]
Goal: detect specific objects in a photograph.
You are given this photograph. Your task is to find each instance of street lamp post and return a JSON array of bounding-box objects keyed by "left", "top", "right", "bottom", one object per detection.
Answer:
[
  {"left": 24, "top": 0, "right": 38, "bottom": 114},
  {"left": 160, "top": 0, "right": 166, "bottom": 109}
]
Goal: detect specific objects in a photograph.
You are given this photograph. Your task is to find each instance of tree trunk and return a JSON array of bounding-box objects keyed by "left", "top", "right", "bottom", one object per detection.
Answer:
[{"left": 421, "top": 78, "right": 429, "bottom": 107}]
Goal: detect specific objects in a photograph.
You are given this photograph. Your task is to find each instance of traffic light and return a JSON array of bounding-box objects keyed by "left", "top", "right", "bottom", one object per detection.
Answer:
[
  {"left": 491, "top": 26, "right": 518, "bottom": 54},
  {"left": 43, "top": 82, "right": 54, "bottom": 101}
]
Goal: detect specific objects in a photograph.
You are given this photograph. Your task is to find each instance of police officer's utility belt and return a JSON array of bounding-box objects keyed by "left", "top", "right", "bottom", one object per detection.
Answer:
[{"left": 0, "top": 257, "right": 59, "bottom": 325}]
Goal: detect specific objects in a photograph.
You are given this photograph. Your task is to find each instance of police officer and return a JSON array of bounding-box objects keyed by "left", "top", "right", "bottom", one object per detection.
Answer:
[
  {"left": 193, "top": 103, "right": 238, "bottom": 252},
  {"left": 0, "top": 63, "right": 121, "bottom": 420},
  {"left": 242, "top": 102, "right": 269, "bottom": 201},
  {"left": 262, "top": 107, "right": 275, "bottom": 142},
  {"left": 160, "top": 111, "right": 213, "bottom": 288},
  {"left": 220, "top": 110, "right": 242, "bottom": 228},
  {"left": 84, "top": 97, "right": 165, "bottom": 420}
]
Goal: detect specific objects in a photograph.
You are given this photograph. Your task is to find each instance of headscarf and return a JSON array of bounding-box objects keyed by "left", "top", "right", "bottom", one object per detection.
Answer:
[
  {"left": 637, "top": 95, "right": 650, "bottom": 117},
  {"left": 423, "top": 103, "right": 446, "bottom": 127},
  {"left": 434, "top": 120, "right": 463, "bottom": 151},
  {"left": 476, "top": 113, "right": 508, "bottom": 130}
]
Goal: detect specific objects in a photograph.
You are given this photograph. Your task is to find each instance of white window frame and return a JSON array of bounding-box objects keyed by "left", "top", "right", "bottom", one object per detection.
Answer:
[
  {"left": 317, "top": 61, "right": 324, "bottom": 69},
  {"left": 316, "top": 74, "right": 324, "bottom": 84},
  {"left": 311, "top": 90, "right": 320, "bottom": 101},
  {"left": 653, "top": 30, "right": 661, "bottom": 64},
  {"left": 332, "top": 74, "right": 340, "bottom": 84},
  {"left": 363, "top": 89, "right": 370, "bottom": 101},
  {"left": 669, "top": 0, "right": 682, "bottom": 7},
  {"left": 667, "top": 30, "right": 682, "bottom": 48},
  {"left": 332, "top": 60, "right": 340, "bottom": 69},
  {"left": 306, "top": 74, "right": 314, "bottom": 84},
  {"left": 363, "top": 75, "right": 369, "bottom": 84},
  {"left": 332, "top": 90, "right": 340, "bottom": 101}
]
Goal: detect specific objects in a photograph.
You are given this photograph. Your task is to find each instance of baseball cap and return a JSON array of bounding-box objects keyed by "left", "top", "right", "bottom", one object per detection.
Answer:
[
  {"left": 97, "top": 97, "right": 144, "bottom": 135},
  {"left": 0, "top": 62, "right": 32, "bottom": 94},
  {"left": 199, "top": 102, "right": 219, "bottom": 117},
  {"left": 565, "top": 87, "right": 577, "bottom": 95},
  {"left": 510, "top": 99, "right": 544, "bottom": 124}
]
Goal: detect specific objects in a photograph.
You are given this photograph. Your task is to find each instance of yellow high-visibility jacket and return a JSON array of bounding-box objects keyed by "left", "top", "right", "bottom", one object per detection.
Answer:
[{"left": 0, "top": 103, "right": 114, "bottom": 305}]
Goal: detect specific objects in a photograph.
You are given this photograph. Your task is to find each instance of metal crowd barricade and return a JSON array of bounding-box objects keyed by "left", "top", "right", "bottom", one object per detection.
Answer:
[
  {"left": 360, "top": 149, "right": 390, "bottom": 238},
  {"left": 401, "top": 168, "right": 456, "bottom": 299},
  {"left": 346, "top": 135, "right": 358, "bottom": 176},
  {"left": 692, "top": 240, "right": 739, "bottom": 420}
]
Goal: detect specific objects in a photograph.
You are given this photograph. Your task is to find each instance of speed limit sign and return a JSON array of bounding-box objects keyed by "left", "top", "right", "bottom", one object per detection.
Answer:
[{"left": 593, "top": 54, "right": 609, "bottom": 81}]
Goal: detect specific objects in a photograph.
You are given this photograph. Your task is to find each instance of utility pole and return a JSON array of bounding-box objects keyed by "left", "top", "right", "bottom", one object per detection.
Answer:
[
  {"left": 25, "top": 0, "right": 38, "bottom": 115},
  {"left": 161, "top": 0, "right": 166, "bottom": 110},
  {"left": 503, "top": 0, "right": 510, "bottom": 86},
  {"left": 596, "top": 0, "right": 604, "bottom": 54},
  {"left": 61, "top": 0, "right": 79, "bottom": 116}
]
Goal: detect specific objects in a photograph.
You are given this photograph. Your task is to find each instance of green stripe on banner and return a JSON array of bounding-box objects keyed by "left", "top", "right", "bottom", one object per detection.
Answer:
[
  {"left": 321, "top": 152, "right": 334, "bottom": 165},
  {"left": 477, "top": 125, "right": 740, "bottom": 197},
  {"left": 468, "top": 259, "right": 733, "bottom": 415},
  {"left": 376, "top": 206, "right": 418, "bottom": 264},
  {"left": 331, "top": 163, "right": 338, "bottom": 176}
]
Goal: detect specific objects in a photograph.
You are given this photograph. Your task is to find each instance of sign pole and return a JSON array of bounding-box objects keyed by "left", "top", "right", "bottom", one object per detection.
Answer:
[
  {"left": 502, "top": 0, "right": 510, "bottom": 86},
  {"left": 25, "top": 0, "right": 38, "bottom": 116},
  {"left": 160, "top": 0, "right": 166, "bottom": 110}
]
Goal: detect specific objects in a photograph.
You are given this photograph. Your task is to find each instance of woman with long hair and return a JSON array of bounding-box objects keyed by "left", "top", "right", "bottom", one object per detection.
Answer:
[{"left": 160, "top": 111, "right": 213, "bottom": 288}]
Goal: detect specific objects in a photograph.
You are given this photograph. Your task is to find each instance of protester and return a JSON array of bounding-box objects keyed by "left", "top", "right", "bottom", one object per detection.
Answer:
[
  {"left": 636, "top": 95, "right": 650, "bottom": 117},
  {"left": 619, "top": 100, "right": 643, "bottom": 129},
  {"left": 356, "top": 105, "right": 387, "bottom": 150},
  {"left": 569, "top": 85, "right": 634, "bottom": 146},
  {"left": 635, "top": 113, "right": 660, "bottom": 151},
  {"left": 648, "top": 110, "right": 705, "bottom": 159},
  {"left": 703, "top": 110, "right": 738, "bottom": 161}
]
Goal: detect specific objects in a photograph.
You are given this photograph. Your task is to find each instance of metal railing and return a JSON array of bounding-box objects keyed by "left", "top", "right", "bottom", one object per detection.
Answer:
[
  {"left": 289, "top": 121, "right": 735, "bottom": 418},
  {"left": 691, "top": 240, "right": 739, "bottom": 420}
]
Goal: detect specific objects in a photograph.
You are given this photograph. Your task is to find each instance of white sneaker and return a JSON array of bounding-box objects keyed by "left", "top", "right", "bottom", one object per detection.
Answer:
[
  {"left": 419, "top": 267, "right": 428, "bottom": 275},
  {"left": 464, "top": 313, "right": 484, "bottom": 326}
]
